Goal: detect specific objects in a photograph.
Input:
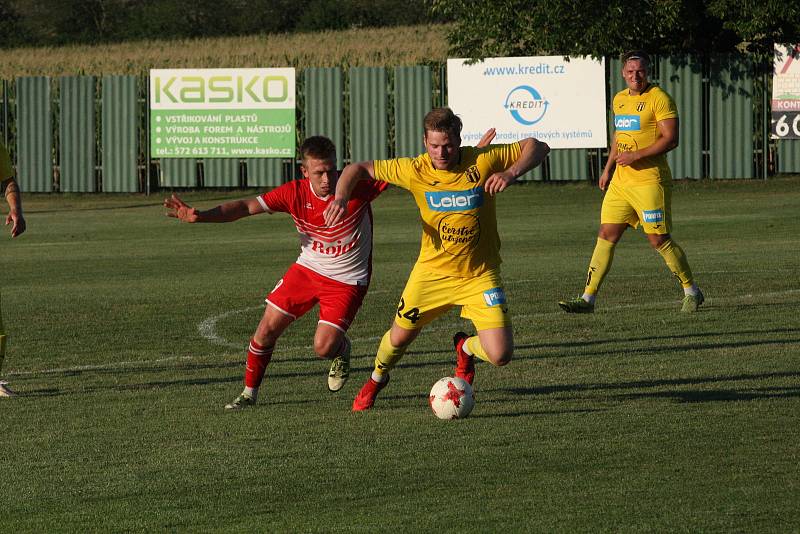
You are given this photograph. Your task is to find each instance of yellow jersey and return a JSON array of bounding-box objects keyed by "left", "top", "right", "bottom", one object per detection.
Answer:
[
  {"left": 373, "top": 143, "right": 521, "bottom": 277},
  {"left": 612, "top": 84, "right": 678, "bottom": 185},
  {"left": 0, "top": 143, "right": 13, "bottom": 182}
]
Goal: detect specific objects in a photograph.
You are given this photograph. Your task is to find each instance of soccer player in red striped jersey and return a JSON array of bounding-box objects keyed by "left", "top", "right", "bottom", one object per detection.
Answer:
[{"left": 164, "top": 136, "right": 387, "bottom": 409}]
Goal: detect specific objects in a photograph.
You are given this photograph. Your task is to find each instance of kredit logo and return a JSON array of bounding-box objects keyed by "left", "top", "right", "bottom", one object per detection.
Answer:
[
  {"left": 425, "top": 187, "right": 484, "bottom": 212},
  {"left": 154, "top": 74, "right": 289, "bottom": 104},
  {"left": 614, "top": 115, "right": 641, "bottom": 131}
]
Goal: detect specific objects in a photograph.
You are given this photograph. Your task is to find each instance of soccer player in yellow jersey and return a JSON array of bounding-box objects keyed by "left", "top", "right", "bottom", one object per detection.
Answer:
[
  {"left": 559, "top": 50, "right": 704, "bottom": 314},
  {"left": 1, "top": 142, "right": 26, "bottom": 397},
  {"left": 324, "top": 107, "right": 550, "bottom": 410}
]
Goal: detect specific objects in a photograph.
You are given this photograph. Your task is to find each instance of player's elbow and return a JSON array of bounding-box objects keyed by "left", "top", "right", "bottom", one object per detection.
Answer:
[
  {"left": 668, "top": 137, "right": 679, "bottom": 151},
  {"left": 342, "top": 161, "right": 372, "bottom": 180},
  {"left": 539, "top": 141, "right": 551, "bottom": 156}
]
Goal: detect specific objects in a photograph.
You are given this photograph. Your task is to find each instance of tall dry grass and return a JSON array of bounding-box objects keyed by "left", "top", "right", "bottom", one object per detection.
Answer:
[{"left": 0, "top": 24, "right": 451, "bottom": 78}]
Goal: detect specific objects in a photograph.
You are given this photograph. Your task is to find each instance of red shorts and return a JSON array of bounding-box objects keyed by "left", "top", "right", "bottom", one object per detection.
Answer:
[{"left": 265, "top": 263, "right": 368, "bottom": 332}]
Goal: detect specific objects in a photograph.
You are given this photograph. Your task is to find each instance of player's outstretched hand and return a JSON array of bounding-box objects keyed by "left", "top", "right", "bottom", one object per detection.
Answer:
[
  {"left": 476, "top": 128, "right": 496, "bottom": 148},
  {"left": 323, "top": 198, "right": 348, "bottom": 227},
  {"left": 164, "top": 194, "right": 199, "bottom": 223},
  {"left": 5, "top": 211, "right": 25, "bottom": 238},
  {"left": 484, "top": 170, "right": 515, "bottom": 195}
]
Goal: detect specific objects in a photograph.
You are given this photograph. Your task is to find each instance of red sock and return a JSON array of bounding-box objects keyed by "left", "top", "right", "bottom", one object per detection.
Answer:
[{"left": 244, "top": 339, "right": 273, "bottom": 388}]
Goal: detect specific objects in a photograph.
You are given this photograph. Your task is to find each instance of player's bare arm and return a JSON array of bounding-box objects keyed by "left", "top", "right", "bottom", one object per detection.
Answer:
[
  {"left": 164, "top": 193, "right": 263, "bottom": 223},
  {"left": 2, "top": 177, "right": 25, "bottom": 238},
  {"left": 484, "top": 137, "right": 550, "bottom": 195},
  {"left": 323, "top": 161, "right": 374, "bottom": 226},
  {"left": 615, "top": 118, "right": 679, "bottom": 167},
  {"left": 599, "top": 141, "right": 619, "bottom": 191},
  {"left": 476, "top": 128, "right": 496, "bottom": 148}
]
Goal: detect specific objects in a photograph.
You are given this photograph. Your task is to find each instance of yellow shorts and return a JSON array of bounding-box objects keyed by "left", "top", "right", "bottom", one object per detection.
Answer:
[
  {"left": 394, "top": 265, "right": 511, "bottom": 331},
  {"left": 600, "top": 180, "right": 672, "bottom": 234}
]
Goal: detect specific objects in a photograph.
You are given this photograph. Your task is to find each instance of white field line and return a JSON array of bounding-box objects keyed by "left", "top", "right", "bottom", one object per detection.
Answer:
[{"left": 8, "top": 288, "right": 799, "bottom": 378}]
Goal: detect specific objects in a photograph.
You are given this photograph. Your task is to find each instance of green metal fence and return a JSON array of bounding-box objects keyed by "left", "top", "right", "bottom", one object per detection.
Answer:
[
  {"left": 15, "top": 76, "right": 52, "bottom": 192},
  {"left": 102, "top": 75, "right": 138, "bottom": 192},
  {"left": 394, "top": 66, "right": 431, "bottom": 158},
  {"left": 349, "top": 67, "right": 388, "bottom": 163},
  {"left": 304, "top": 67, "right": 344, "bottom": 169},
  {"left": 659, "top": 55, "right": 703, "bottom": 179},
  {"left": 59, "top": 75, "right": 95, "bottom": 192},
  {"left": 3, "top": 56, "right": 793, "bottom": 194}
]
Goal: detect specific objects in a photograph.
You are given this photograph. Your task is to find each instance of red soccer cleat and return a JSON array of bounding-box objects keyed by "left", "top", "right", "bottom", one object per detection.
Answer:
[
  {"left": 453, "top": 331, "right": 475, "bottom": 385},
  {"left": 352, "top": 375, "right": 390, "bottom": 411}
]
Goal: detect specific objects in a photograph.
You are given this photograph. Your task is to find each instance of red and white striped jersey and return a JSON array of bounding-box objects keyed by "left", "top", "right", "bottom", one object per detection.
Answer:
[{"left": 257, "top": 179, "right": 388, "bottom": 286}]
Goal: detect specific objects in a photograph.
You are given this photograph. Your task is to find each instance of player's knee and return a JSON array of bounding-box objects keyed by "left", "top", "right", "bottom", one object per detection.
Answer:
[
  {"left": 313, "top": 337, "right": 339, "bottom": 359},
  {"left": 647, "top": 234, "right": 669, "bottom": 249},
  {"left": 487, "top": 348, "right": 513, "bottom": 367}
]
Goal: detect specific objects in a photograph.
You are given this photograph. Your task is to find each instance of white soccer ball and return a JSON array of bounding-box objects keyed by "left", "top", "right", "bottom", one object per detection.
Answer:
[{"left": 429, "top": 377, "right": 475, "bottom": 419}]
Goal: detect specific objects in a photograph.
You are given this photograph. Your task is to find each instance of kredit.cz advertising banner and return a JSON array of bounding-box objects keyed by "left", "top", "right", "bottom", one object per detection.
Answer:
[{"left": 447, "top": 56, "right": 607, "bottom": 149}]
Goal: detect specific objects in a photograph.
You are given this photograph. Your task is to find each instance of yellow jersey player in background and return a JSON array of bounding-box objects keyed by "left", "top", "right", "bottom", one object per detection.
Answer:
[
  {"left": 559, "top": 50, "right": 704, "bottom": 314},
  {"left": 324, "top": 107, "right": 549, "bottom": 410},
  {"left": 1, "top": 141, "right": 27, "bottom": 397}
]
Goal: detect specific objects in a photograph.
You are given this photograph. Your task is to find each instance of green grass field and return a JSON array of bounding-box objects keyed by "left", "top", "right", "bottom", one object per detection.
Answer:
[{"left": 2, "top": 178, "right": 799, "bottom": 532}]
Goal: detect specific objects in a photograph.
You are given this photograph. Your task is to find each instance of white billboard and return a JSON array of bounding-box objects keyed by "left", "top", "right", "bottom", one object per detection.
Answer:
[{"left": 447, "top": 56, "right": 607, "bottom": 149}]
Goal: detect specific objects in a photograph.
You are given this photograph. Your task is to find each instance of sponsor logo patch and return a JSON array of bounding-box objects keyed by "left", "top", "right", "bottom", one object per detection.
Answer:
[
  {"left": 614, "top": 114, "right": 641, "bottom": 131},
  {"left": 483, "top": 287, "right": 507, "bottom": 307},
  {"left": 642, "top": 209, "right": 665, "bottom": 223},
  {"left": 425, "top": 187, "right": 483, "bottom": 212},
  {"left": 465, "top": 165, "right": 481, "bottom": 183}
]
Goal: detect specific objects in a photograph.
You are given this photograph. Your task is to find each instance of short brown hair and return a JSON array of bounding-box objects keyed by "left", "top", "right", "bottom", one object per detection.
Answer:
[
  {"left": 621, "top": 50, "right": 651, "bottom": 70},
  {"left": 299, "top": 135, "right": 336, "bottom": 162},
  {"left": 423, "top": 107, "right": 462, "bottom": 138}
]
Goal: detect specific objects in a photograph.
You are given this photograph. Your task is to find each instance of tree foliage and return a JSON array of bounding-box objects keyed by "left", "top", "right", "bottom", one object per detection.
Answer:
[{"left": 429, "top": 0, "right": 800, "bottom": 64}]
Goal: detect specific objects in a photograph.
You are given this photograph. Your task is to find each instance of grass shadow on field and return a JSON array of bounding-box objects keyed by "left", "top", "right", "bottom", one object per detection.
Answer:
[
  {"left": 500, "top": 370, "right": 800, "bottom": 404},
  {"left": 14, "top": 362, "right": 344, "bottom": 398},
  {"left": 469, "top": 408, "right": 607, "bottom": 419},
  {"left": 514, "top": 327, "right": 800, "bottom": 359}
]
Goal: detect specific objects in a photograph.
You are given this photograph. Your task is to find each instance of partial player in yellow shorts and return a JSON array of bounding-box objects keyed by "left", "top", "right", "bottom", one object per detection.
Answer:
[
  {"left": 393, "top": 266, "right": 511, "bottom": 331},
  {"left": 1, "top": 141, "right": 27, "bottom": 398},
  {"left": 600, "top": 180, "right": 672, "bottom": 235}
]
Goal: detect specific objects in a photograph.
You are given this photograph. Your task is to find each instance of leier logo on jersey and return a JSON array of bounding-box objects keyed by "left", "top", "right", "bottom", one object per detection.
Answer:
[
  {"left": 424, "top": 187, "right": 484, "bottom": 212},
  {"left": 614, "top": 114, "right": 641, "bottom": 131}
]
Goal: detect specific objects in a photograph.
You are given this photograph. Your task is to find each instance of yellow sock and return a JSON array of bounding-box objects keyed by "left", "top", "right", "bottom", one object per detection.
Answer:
[
  {"left": 584, "top": 238, "right": 616, "bottom": 296},
  {"left": 373, "top": 331, "right": 407, "bottom": 378},
  {"left": 465, "top": 336, "right": 492, "bottom": 364},
  {"left": 656, "top": 239, "right": 695, "bottom": 288}
]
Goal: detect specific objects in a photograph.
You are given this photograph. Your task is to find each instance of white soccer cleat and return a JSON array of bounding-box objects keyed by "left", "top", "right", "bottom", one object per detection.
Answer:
[
  {"left": 0, "top": 381, "right": 16, "bottom": 397},
  {"left": 327, "top": 336, "right": 351, "bottom": 392}
]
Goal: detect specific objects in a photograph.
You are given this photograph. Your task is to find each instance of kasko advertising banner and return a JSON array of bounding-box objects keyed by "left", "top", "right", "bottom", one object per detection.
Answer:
[
  {"left": 447, "top": 56, "right": 607, "bottom": 149},
  {"left": 150, "top": 68, "right": 296, "bottom": 158}
]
